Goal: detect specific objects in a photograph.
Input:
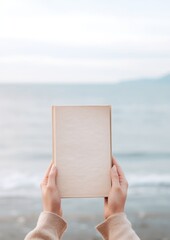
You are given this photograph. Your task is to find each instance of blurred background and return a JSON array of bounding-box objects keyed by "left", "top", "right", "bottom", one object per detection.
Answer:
[{"left": 0, "top": 1, "right": 170, "bottom": 239}]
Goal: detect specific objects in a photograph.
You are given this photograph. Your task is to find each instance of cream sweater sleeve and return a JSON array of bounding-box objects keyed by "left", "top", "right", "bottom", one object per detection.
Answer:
[
  {"left": 24, "top": 211, "right": 67, "bottom": 240},
  {"left": 95, "top": 212, "right": 140, "bottom": 240}
]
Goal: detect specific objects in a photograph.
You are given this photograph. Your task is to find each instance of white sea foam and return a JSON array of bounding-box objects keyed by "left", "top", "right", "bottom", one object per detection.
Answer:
[
  {"left": 0, "top": 172, "right": 40, "bottom": 189},
  {"left": 0, "top": 171, "right": 170, "bottom": 197},
  {"left": 0, "top": 171, "right": 41, "bottom": 197},
  {"left": 127, "top": 174, "right": 170, "bottom": 187}
]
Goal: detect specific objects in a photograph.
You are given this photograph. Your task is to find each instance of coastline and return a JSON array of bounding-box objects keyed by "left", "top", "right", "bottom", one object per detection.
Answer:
[{"left": 0, "top": 195, "right": 170, "bottom": 240}]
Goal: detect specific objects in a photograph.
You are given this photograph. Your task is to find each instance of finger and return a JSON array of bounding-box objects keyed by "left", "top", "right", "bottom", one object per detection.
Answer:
[
  {"left": 112, "top": 156, "right": 128, "bottom": 190},
  {"left": 111, "top": 165, "right": 120, "bottom": 188},
  {"left": 41, "top": 161, "right": 53, "bottom": 185},
  {"left": 112, "top": 156, "right": 125, "bottom": 178},
  {"left": 43, "top": 161, "right": 53, "bottom": 179},
  {"left": 47, "top": 164, "right": 58, "bottom": 187}
]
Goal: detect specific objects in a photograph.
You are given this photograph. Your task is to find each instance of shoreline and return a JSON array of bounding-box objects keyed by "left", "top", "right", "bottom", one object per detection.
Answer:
[{"left": 0, "top": 196, "right": 170, "bottom": 240}]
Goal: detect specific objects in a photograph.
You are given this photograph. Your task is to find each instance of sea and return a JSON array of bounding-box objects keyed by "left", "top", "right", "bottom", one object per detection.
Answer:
[{"left": 0, "top": 81, "right": 170, "bottom": 216}]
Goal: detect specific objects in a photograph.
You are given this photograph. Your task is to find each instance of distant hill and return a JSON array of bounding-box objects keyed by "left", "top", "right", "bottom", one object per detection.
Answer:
[
  {"left": 117, "top": 73, "right": 170, "bottom": 85},
  {"left": 0, "top": 73, "right": 169, "bottom": 105},
  {"left": 157, "top": 74, "right": 170, "bottom": 83}
]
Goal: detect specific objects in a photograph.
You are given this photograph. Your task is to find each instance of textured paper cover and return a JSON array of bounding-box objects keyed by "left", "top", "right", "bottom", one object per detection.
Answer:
[{"left": 52, "top": 105, "right": 112, "bottom": 198}]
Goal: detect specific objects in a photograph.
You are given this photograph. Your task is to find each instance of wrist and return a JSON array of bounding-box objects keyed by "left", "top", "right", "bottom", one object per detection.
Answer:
[
  {"left": 43, "top": 211, "right": 60, "bottom": 217},
  {"left": 43, "top": 207, "right": 63, "bottom": 217},
  {"left": 105, "top": 208, "right": 125, "bottom": 219}
]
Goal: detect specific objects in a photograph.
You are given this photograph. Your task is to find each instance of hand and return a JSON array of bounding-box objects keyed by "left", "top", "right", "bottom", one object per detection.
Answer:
[
  {"left": 104, "top": 155, "right": 128, "bottom": 219},
  {"left": 40, "top": 162, "right": 62, "bottom": 217}
]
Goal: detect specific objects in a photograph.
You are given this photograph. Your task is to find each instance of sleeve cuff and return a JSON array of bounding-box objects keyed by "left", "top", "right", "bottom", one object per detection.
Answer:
[
  {"left": 36, "top": 211, "right": 67, "bottom": 239},
  {"left": 95, "top": 212, "right": 131, "bottom": 240}
]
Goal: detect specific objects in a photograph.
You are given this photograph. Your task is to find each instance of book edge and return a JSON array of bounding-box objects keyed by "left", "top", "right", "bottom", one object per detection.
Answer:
[
  {"left": 52, "top": 106, "right": 56, "bottom": 164},
  {"left": 109, "top": 105, "right": 113, "bottom": 190},
  {"left": 52, "top": 105, "right": 113, "bottom": 198},
  {"left": 52, "top": 105, "right": 111, "bottom": 108}
]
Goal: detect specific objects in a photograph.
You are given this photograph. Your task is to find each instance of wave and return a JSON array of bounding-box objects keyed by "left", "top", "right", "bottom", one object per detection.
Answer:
[
  {"left": 114, "top": 152, "right": 170, "bottom": 159},
  {"left": 0, "top": 172, "right": 41, "bottom": 197},
  {"left": 0, "top": 171, "right": 170, "bottom": 197},
  {"left": 127, "top": 174, "right": 170, "bottom": 187},
  {"left": 112, "top": 104, "right": 170, "bottom": 112}
]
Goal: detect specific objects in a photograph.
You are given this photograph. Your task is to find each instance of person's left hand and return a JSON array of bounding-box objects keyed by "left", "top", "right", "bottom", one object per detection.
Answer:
[
  {"left": 104, "top": 156, "right": 128, "bottom": 219},
  {"left": 40, "top": 162, "right": 62, "bottom": 217}
]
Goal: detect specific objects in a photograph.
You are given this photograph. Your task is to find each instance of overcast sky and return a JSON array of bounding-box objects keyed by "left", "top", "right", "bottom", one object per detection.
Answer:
[{"left": 0, "top": 0, "right": 170, "bottom": 83}]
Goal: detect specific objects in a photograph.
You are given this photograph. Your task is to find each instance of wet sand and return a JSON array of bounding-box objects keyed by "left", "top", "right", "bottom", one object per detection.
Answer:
[{"left": 0, "top": 196, "right": 170, "bottom": 240}]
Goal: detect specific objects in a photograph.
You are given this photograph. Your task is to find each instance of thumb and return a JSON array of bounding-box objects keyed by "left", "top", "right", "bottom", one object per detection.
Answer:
[
  {"left": 48, "top": 164, "right": 58, "bottom": 187},
  {"left": 111, "top": 165, "right": 120, "bottom": 188}
]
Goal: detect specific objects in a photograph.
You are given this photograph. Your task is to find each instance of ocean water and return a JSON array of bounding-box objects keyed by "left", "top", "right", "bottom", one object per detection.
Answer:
[{"left": 0, "top": 82, "right": 170, "bottom": 204}]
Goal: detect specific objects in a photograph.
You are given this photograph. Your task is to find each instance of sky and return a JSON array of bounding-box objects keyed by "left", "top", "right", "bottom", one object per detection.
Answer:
[{"left": 0, "top": 0, "right": 170, "bottom": 83}]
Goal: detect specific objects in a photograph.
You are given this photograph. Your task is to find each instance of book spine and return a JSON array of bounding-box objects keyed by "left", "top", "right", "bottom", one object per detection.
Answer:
[
  {"left": 52, "top": 106, "right": 56, "bottom": 164},
  {"left": 110, "top": 105, "right": 112, "bottom": 168}
]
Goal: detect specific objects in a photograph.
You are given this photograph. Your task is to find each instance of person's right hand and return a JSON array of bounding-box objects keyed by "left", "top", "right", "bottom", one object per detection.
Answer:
[{"left": 104, "top": 155, "right": 128, "bottom": 219}]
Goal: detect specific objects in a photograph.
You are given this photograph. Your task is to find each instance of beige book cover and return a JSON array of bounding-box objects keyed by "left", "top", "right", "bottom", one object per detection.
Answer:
[{"left": 52, "top": 105, "right": 112, "bottom": 198}]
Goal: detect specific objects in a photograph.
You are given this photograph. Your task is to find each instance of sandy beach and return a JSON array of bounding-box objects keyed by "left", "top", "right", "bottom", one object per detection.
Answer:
[{"left": 0, "top": 195, "right": 170, "bottom": 240}]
